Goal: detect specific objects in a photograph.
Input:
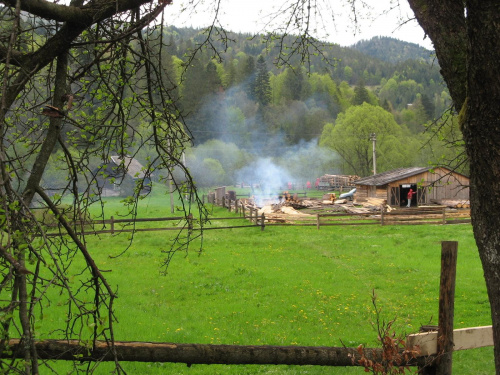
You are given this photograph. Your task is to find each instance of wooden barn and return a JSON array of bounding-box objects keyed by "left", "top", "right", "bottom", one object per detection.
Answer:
[
  {"left": 354, "top": 167, "right": 469, "bottom": 207},
  {"left": 94, "top": 156, "right": 151, "bottom": 197}
]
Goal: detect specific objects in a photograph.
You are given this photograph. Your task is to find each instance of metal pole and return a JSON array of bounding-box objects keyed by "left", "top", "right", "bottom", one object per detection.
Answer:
[{"left": 370, "top": 133, "right": 377, "bottom": 175}]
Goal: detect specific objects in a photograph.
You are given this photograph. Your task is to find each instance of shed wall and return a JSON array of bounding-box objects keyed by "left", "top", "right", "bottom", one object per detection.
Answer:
[
  {"left": 386, "top": 169, "right": 469, "bottom": 201},
  {"left": 355, "top": 168, "right": 469, "bottom": 205}
]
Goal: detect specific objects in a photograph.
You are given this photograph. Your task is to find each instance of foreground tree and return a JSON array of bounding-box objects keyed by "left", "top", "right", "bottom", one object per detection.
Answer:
[
  {"left": 407, "top": 1, "right": 500, "bottom": 371},
  {"left": 0, "top": 0, "right": 209, "bottom": 373}
]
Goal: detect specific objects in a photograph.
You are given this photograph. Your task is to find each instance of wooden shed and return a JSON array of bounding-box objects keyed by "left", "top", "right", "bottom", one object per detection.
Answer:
[
  {"left": 94, "top": 156, "right": 151, "bottom": 197},
  {"left": 354, "top": 167, "right": 469, "bottom": 207}
]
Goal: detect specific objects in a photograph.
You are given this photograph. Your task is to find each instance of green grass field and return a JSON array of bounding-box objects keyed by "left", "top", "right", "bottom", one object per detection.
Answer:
[{"left": 43, "top": 188, "right": 493, "bottom": 374}]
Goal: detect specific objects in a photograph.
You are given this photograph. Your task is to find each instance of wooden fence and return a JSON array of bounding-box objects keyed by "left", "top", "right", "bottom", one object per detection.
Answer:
[
  {"left": 42, "top": 204, "right": 470, "bottom": 236},
  {"left": 214, "top": 197, "right": 470, "bottom": 229}
]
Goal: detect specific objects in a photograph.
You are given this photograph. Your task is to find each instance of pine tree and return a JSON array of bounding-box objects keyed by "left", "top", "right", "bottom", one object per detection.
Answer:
[
  {"left": 352, "top": 79, "right": 371, "bottom": 105},
  {"left": 282, "top": 67, "right": 304, "bottom": 101},
  {"left": 420, "top": 94, "right": 435, "bottom": 120},
  {"left": 166, "top": 34, "right": 177, "bottom": 56},
  {"left": 254, "top": 55, "right": 272, "bottom": 106},
  {"left": 240, "top": 55, "right": 256, "bottom": 99},
  {"left": 205, "top": 61, "right": 222, "bottom": 94},
  {"left": 382, "top": 98, "right": 392, "bottom": 112},
  {"left": 224, "top": 57, "right": 237, "bottom": 88}
]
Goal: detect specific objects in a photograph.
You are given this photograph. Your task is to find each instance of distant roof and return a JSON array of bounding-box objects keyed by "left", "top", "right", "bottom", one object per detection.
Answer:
[
  {"left": 110, "top": 156, "right": 146, "bottom": 178},
  {"left": 355, "top": 167, "right": 432, "bottom": 186}
]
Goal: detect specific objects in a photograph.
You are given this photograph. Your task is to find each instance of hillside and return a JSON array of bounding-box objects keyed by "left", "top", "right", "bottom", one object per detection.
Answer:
[{"left": 352, "top": 36, "right": 435, "bottom": 64}]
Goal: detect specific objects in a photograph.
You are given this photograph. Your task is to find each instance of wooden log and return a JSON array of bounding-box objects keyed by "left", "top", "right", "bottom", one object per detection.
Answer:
[{"left": 3, "top": 339, "right": 403, "bottom": 367}]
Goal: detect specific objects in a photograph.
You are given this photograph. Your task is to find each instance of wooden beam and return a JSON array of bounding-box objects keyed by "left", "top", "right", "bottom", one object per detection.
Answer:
[{"left": 407, "top": 326, "right": 493, "bottom": 356}]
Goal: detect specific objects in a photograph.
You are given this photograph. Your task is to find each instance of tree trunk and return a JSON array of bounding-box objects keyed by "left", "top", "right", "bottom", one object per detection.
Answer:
[
  {"left": 408, "top": 0, "right": 500, "bottom": 373},
  {"left": 4, "top": 339, "right": 420, "bottom": 367},
  {"left": 407, "top": 0, "right": 467, "bottom": 111},
  {"left": 463, "top": 1, "right": 500, "bottom": 372}
]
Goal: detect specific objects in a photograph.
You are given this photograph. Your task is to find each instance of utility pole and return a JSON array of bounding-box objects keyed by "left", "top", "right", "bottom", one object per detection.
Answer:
[{"left": 370, "top": 133, "right": 377, "bottom": 175}]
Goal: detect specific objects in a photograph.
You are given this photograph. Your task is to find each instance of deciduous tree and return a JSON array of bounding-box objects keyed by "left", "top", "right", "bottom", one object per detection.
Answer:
[
  {"left": 319, "top": 103, "right": 410, "bottom": 176},
  {"left": 0, "top": 0, "right": 209, "bottom": 372}
]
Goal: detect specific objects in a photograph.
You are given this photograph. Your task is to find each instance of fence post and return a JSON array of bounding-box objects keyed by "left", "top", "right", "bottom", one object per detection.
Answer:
[
  {"left": 261, "top": 213, "right": 265, "bottom": 231},
  {"left": 316, "top": 214, "right": 320, "bottom": 230},
  {"left": 228, "top": 198, "right": 232, "bottom": 212},
  {"left": 187, "top": 213, "right": 193, "bottom": 231},
  {"left": 442, "top": 207, "right": 446, "bottom": 224},
  {"left": 381, "top": 208, "right": 385, "bottom": 226},
  {"left": 242, "top": 204, "right": 246, "bottom": 219},
  {"left": 222, "top": 196, "right": 226, "bottom": 209},
  {"left": 110, "top": 216, "right": 114, "bottom": 235},
  {"left": 254, "top": 209, "right": 258, "bottom": 225},
  {"left": 436, "top": 241, "right": 458, "bottom": 375},
  {"left": 235, "top": 199, "right": 239, "bottom": 214}
]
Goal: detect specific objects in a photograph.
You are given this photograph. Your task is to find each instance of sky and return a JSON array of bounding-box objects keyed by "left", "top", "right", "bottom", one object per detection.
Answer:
[{"left": 167, "top": 0, "right": 433, "bottom": 50}]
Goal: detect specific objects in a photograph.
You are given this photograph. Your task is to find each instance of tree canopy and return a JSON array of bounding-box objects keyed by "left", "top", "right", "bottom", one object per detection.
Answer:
[{"left": 320, "top": 103, "right": 411, "bottom": 176}]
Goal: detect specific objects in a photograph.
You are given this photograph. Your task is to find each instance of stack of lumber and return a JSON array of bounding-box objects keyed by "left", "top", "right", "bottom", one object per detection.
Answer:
[
  {"left": 333, "top": 199, "right": 348, "bottom": 204},
  {"left": 431, "top": 199, "right": 470, "bottom": 208},
  {"left": 361, "top": 197, "right": 386, "bottom": 207},
  {"left": 343, "top": 206, "right": 372, "bottom": 214},
  {"left": 319, "top": 174, "right": 360, "bottom": 187},
  {"left": 257, "top": 205, "right": 312, "bottom": 223}
]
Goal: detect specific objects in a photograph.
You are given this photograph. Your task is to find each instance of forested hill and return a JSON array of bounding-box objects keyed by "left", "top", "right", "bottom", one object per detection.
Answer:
[
  {"left": 168, "top": 27, "right": 439, "bottom": 86},
  {"left": 352, "top": 36, "right": 434, "bottom": 64},
  {"left": 133, "top": 26, "right": 457, "bottom": 184},
  {"left": 165, "top": 26, "right": 448, "bottom": 139}
]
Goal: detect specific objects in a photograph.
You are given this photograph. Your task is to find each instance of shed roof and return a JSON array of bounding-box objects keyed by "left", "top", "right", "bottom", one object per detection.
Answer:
[
  {"left": 110, "top": 156, "right": 146, "bottom": 179},
  {"left": 355, "top": 167, "right": 432, "bottom": 186}
]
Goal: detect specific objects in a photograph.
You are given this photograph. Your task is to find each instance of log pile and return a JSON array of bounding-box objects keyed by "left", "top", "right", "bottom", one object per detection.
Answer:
[
  {"left": 431, "top": 199, "right": 470, "bottom": 209},
  {"left": 319, "top": 174, "right": 360, "bottom": 188}
]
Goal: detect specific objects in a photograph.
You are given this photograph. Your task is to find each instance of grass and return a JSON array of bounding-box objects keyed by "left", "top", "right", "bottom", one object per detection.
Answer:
[{"left": 33, "top": 188, "right": 494, "bottom": 373}]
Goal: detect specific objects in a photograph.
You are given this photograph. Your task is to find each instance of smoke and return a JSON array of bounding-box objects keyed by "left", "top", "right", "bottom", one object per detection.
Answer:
[
  {"left": 182, "top": 74, "right": 341, "bottom": 189},
  {"left": 234, "top": 139, "right": 340, "bottom": 196},
  {"left": 235, "top": 158, "right": 291, "bottom": 197}
]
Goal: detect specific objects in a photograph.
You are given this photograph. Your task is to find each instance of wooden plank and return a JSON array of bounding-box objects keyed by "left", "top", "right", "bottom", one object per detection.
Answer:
[{"left": 407, "top": 326, "right": 493, "bottom": 356}]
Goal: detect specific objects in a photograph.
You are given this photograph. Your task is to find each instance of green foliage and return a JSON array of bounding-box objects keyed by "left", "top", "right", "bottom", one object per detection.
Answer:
[
  {"left": 420, "top": 113, "right": 468, "bottom": 174},
  {"left": 320, "top": 103, "right": 411, "bottom": 176},
  {"left": 185, "top": 140, "right": 252, "bottom": 186},
  {"left": 352, "top": 80, "right": 375, "bottom": 106}
]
